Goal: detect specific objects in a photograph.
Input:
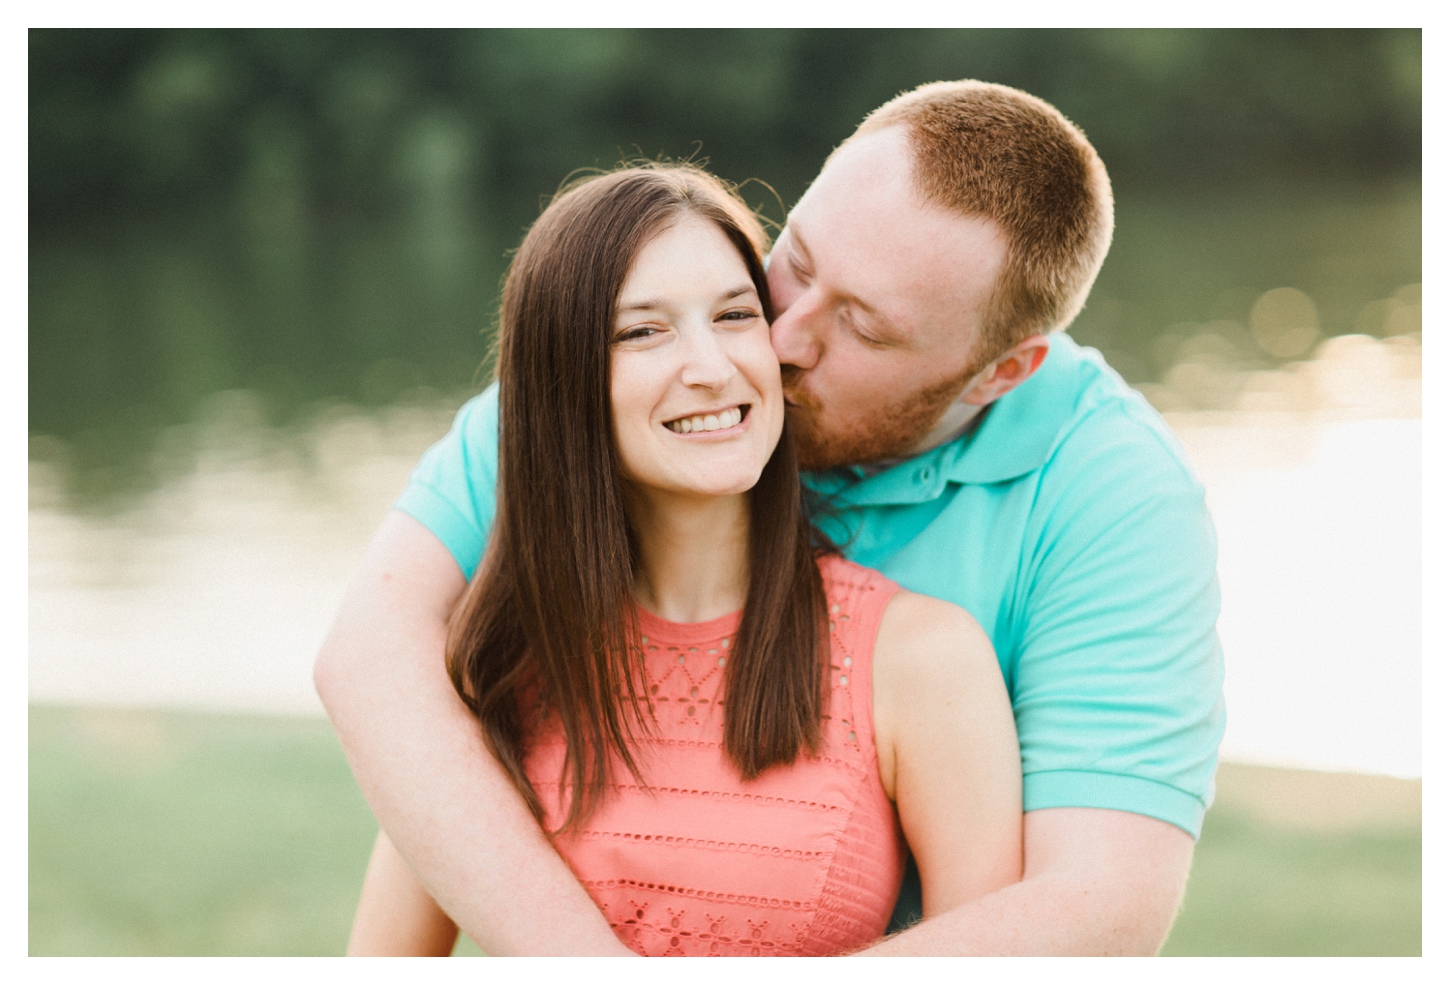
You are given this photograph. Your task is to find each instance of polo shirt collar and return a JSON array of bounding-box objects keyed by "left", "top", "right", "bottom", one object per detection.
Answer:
[
  {"left": 803, "top": 333, "right": 1084, "bottom": 506},
  {"left": 942, "top": 332, "right": 1083, "bottom": 484}
]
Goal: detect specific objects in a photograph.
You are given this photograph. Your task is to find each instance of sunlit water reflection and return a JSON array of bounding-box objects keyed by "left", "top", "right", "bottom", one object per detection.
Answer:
[{"left": 28, "top": 335, "right": 1421, "bottom": 778}]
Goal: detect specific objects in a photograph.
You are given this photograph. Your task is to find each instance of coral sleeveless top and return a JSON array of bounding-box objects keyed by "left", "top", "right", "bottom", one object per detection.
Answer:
[{"left": 522, "top": 555, "right": 906, "bottom": 956}]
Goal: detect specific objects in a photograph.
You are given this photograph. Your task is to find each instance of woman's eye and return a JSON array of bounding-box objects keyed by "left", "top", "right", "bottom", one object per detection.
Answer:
[
  {"left": 614, "top": 326, "right": 659, "bottom": 343},
  {"left": 718, "top": 308, "right": 760, "bottom": 323}
]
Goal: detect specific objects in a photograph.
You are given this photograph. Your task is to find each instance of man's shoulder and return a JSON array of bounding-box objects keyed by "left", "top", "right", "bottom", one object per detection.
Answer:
[
  {"left": 395, "top": 383, "right": 502, "bottom": 580},
  {"left": 424, "top": 384, "right": 501, "bottom": 469},
  {"left": 457, "top": 383, "right": 501, "bottom": 439},
  {"left": 1012, "top": 342, "right": 1215, "bottom": 570},
  {"left": 935, "top": 335, "right": 1197, "bottom": 496},
  {"left": 1035, "top": 338, "right": 1202, "bottom": 494}
]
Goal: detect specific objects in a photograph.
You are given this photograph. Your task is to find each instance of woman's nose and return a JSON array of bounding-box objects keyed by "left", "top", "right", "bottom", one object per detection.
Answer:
[{"left": 679, "top": 329, "right": 736, "bottom": 390}]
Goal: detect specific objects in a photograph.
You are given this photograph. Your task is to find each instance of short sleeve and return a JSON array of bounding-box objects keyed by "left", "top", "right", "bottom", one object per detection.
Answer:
[
  {"left": 394, "top": 385, "right": 500, "bottom": 580},
  {"left": 1013, "top": 410, "right": 1226, "bottom": 839}
]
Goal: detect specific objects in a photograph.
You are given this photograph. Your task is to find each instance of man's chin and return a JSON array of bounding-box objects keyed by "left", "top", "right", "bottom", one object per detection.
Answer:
[
  {"left": 785, "top": 408, "right": 842, "bottom": 471},
  {"left": 789, "top": 407, "right": 942, "bottom": 472},
  {"left": 791, "top": 424, "right": 897, "bottom": 472}
]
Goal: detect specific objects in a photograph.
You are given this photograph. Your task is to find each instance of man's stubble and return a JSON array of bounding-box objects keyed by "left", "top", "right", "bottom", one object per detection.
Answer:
[{"left": 782, "top": 350, "right": 990, "bottom": 472}]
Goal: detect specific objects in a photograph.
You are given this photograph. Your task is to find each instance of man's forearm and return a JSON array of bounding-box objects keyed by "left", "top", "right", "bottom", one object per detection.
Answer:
[
  {"left": 858, "top": 808, "right": 1194, "bottom": 956},
  {"left": 859, "top": 873, "right": 1160, "bottom": 956},
  {"left": 315, "top": 511, "right": 631, "bottom": 956}
]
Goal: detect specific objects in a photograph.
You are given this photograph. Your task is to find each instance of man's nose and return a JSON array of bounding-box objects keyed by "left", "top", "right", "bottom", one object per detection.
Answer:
[{"left": 770, "top": 291, "right": 824, "bottom": 370}]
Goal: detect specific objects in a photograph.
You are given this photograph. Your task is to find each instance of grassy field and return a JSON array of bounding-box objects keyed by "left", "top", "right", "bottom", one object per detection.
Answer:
[
  {"left": 28, "top": 705, "right": 1421, "bottom": 956},
  {"left": 1159, "top": 765, "right": 1421, "bottom": 956}
]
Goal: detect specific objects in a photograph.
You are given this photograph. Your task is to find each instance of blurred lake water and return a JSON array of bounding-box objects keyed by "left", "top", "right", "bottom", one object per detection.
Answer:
[
  {"left": 1162, "top": 338, "right": 1420, "bottom": 779},
  {"left": 28, "top": 328, "right": 1421, "bottom": 779}
]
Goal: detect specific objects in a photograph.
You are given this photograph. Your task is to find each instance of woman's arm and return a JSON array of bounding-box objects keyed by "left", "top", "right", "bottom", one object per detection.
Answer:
[
  {"left": 348, "top": 830, "right": 461, "bottom": 956},
  {"left": 871, "top": 591, "right": 1024, "bottom": 917}
]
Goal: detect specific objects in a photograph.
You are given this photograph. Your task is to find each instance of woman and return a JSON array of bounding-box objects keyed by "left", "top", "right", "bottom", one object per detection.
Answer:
[{"left": 346, "top": 164, "right": 1021, "bottom": 956}]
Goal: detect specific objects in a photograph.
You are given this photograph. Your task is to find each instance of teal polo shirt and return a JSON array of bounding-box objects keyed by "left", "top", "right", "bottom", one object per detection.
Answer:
[{"left": 397, "top": 334, "right": 1225, "bottom": 842}]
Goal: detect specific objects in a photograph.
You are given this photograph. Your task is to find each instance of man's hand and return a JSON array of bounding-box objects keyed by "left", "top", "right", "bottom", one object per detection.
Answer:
[
  {"left": 314, "top": 510, "right": 633, "bottom": 956},
  {"left": 859, "top": 807, "right": 1193, "bottom": 955}
]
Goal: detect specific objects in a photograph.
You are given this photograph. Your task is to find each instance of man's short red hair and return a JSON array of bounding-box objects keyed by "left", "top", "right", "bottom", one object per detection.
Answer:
[{"left": 850, "top": 80, "right": 1114, "bottom": 358}]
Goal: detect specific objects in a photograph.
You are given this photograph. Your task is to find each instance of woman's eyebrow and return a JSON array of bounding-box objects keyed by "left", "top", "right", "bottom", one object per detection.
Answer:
[
  {"left": 616, "top": 299, "right": 663, "bottom": 314},
  {"left": 617, "top": 285, "right": 756, "bottom": 315}
]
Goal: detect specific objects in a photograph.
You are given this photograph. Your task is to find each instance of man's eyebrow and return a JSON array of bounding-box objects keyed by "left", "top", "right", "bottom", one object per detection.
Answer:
[
  {"left": 788, "top": 224, "right": 823, "bottom": 275},
  {"left": 616, "top": 285, "right": 757, "bottom": 315},
  {"left": 785, "top": 223, "right": 814, "bottom": 271}
]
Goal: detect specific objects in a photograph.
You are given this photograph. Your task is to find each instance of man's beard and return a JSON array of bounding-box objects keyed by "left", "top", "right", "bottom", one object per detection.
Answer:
[{"left": 783, "top": 355, "right": 988, "bottom": 472}]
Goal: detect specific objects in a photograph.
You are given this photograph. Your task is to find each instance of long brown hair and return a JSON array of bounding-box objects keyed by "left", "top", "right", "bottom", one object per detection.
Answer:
[{"left": 446, "top": 164, "right": 829, "bottom": 831}]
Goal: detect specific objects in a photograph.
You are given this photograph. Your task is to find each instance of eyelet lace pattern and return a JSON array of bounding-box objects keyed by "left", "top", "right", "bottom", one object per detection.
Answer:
[{"left": 523, "top": 555, "right": 906, "bottom": 956}]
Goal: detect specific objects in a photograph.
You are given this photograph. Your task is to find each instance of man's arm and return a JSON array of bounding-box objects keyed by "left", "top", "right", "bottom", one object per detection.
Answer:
[
  {"left": 860, "top": 356, "right": 1218, "bottom": 955},
  {"left": 314, "top": 510, "right": 632, "bottom": 956},
  {"left": 860, "top": 807, "right": 1192, "bottom": 955},
  {"left": 868, "top": 585, "right": 1192, "bottom": 957}
]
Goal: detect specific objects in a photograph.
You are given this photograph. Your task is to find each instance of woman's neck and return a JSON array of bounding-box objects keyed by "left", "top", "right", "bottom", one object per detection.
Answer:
[{"left": 625, "top": 488, "right": 751, "bottom": 624}]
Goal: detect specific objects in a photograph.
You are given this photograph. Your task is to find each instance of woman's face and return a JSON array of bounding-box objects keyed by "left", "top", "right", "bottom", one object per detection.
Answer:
[{"left": 610, "top": 214, "right": 783, "bottom": 503}]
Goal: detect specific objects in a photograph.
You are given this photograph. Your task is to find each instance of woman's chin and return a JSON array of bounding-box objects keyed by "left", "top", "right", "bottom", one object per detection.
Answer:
[{"left": 630, "top": 467, "right": 767, "bottom": 504}]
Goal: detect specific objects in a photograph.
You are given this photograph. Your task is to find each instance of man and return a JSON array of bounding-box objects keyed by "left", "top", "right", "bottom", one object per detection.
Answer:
[{"left": 316, "top": 79, "right": 1224, "bottom": 956}]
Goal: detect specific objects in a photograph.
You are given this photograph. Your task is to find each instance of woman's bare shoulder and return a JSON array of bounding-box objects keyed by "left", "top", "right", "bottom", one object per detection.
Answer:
[
  {"left": 871, "top": 589, "right": 1009, "bottom": 803},
  {"left": 874, "top": 589, "right": 996, "bottom": 682},
  {"left": 872, "top": 588, "right": 1023, "bottom": 913}
]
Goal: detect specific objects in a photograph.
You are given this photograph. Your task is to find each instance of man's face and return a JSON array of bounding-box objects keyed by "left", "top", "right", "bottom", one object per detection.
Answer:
[{"left": 767, "top": 125, "right": 1009, "bottom": 471}]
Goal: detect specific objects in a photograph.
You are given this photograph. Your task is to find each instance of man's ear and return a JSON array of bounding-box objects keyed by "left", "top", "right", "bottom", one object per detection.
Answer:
[{"left": 960, "top": 334, "right": 1051, "bottom": 407}]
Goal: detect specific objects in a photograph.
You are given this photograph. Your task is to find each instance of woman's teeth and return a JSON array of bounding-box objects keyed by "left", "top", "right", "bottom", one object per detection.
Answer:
[{"left": 667, "top": 406, "right": 743, "bottom": 434}]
